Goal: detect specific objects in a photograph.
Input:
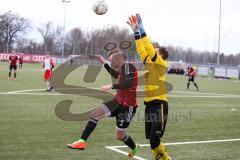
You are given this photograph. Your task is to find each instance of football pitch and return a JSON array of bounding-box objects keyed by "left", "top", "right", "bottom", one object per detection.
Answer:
[{"left": 0, "top": 62, "right": 240, "bottom": 160}]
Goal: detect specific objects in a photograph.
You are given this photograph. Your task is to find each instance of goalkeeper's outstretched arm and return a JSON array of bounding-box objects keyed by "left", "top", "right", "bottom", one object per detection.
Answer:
[
  {"left": 135, "top": 14, "right": 165, "bottom": 65},
  {"left": 127, "top": 15, "right": 150, "bottom": 63}
]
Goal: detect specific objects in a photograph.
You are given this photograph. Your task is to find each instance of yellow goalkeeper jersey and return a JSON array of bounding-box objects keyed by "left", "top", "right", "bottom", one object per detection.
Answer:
[{"left": 135, "top": 36, "right": 168, "bottom": 103}]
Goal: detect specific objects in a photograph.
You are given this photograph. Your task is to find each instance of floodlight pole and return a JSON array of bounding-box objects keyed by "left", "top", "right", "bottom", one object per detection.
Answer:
[
  {"left": 217, "top": 0, "right": 222, "bottom": 66},
  {"left": 61, "top": 0, "right": 70, "bottom": 63}
]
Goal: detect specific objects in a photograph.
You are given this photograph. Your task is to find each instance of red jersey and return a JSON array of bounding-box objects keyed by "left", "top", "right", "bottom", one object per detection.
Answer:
[
  {"left": 9, "top": 55, "right": 18, "bottom": 66},
  {"left": 104, "top": 63, "right": 138, "bottom": 107},
  {"left": 187, "top": 67, "right": 196, "bottom": 78},
  {"left": 19, "top": 56, "right": 23, "bottom": 63}
]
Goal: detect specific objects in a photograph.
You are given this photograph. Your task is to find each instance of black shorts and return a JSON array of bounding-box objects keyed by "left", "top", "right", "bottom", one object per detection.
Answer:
[
  {"left": 188, "top": 76, "right": 194, "bottom": 82},
  {"left": 104, "top": 99, "right": 137, "bottom": 130},
  {"left": 9, "top": 65, "right": 17, "bottom": 70},
  {"left": 19, "top": 62, "right": 23, "bottom": 64},
  {"left": 145, "top": 101, "right": 168, "bottom": 139}
]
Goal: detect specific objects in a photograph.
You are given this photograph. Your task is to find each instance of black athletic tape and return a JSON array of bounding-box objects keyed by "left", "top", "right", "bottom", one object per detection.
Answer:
[
  {"left": 156, "top": 153, "right": 161, "bottom": 160},
  {"left": 90, "top": 117, "right": 98, "bottom": 123},
  {"left": 141, "top": 32, "right": 147, "bottom": 38},
  {"left": 151, "top": 53, "right": 158, "bottom": 62},
  {"left": 122, "top": 134, "right": 129, "bottom": 142},
  {"left": 134, "top": 35, "right": 141, "bottom": 40},
  {"left": 143, "top": 55, "right": 149, "bottom": 65},
  {"left": 134, "top": 31, "right": 141, "bottom": 40}
]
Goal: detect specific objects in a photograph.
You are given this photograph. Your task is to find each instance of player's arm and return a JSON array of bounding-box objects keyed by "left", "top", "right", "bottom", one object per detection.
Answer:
[
  {"left": 104, "top": 63, "right": 119, "bottom": 79},
  {"left": 126, "top": 15, "right": 150, "bottom": 63},
  {"left": 189, "top": 69, "right": 195, "bottom": 77},
  {"left": 101, "top": 65, "right": 135, "bottom": 91},
  {"left": 135, "top": 35, "right": 167, "bottom": 66},
  {"left": 135, "top": 14, "right": 166, "bottom": 66},
  {"left": 96, "top": 55, "right": 119, "bottom": 79},
  {"left": 135, "top": 38, "right": 151, "bottom": 63},
  {"left": 141, "top": 36, "right": 166, "bottom": 66},
  {"left": 100, "top": 74, "right": 133, "bottom": 91},
  {"left": 8, "top": 56, "right": 11, "bottom": 63},
  {"left": 50, "top": 59, "right": 54, "bottom": 70},
  {"left": 135, "top": 14, "right": 155, "bottom": 59}
]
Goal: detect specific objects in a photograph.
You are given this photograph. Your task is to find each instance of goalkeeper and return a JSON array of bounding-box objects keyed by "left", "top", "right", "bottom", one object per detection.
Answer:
[{"left": 127, "top": 14, "right": 172, "bottom": 160}]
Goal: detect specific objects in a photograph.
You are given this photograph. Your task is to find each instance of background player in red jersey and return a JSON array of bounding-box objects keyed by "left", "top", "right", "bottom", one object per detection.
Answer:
[
  {"left": 8, "top": 52, "right": 18, "bottom": 80},
  {"left": 18, "top": 55, "right": 23, "bottom": 69},
  {"left": 43, "top": 53, "right": 54, "bottom": 91},
  {"left": 67, "top": 49, "right": 139, "bottom": 158},
  {"left": 186, "top": 65, "right": 199, "bottom": 91}
]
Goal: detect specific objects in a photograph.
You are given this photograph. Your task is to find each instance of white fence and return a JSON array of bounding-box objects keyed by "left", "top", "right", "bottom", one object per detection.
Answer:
[
  {"left": 195, "top": 65, "right": 239, "bottom": 79},
  {"left": 197, "top": 66, "right": 209, "bottom": 76}
]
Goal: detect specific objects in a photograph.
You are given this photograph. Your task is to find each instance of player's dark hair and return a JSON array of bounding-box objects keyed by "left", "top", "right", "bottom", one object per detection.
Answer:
[
  {"left": 153, "top": 43, "right": 169, "bottom": 60},
  {"left": 159, "top": 47, "right": 169, "bottom": 60}
]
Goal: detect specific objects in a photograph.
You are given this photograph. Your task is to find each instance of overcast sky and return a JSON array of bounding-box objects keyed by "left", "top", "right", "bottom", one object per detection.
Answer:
[{"left": 1, "top": 0, "right": 240, "bottom": 54}]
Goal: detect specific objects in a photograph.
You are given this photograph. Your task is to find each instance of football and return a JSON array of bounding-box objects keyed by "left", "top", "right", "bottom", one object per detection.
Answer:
[{"left": 93, "top": 0, "right": 108, "bottom": 15}]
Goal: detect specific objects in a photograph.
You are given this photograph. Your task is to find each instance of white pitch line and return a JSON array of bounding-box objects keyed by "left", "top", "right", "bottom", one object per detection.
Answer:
[
  {"left": 1, "top": 89, "right": 240, "bottom": 98},
  {"left": 0, "top": 69, "right": 43, "bottom": 72},
  {"left": 7, "top": 88, "right": 240, "bottom": 97},
  {"left": 171, "top": 90, "right": 240, "bottom": 97},
  {"left": 107, "top": 138, "right": 240, "bottom": 148},
  {"left": 105, "top": 146, "right": 147, "bottom": 160},
  {"left": 105, "top": 138, "right": 240, "bottom": 160},
  {"left": 6, "top": 88, "right": 101, "bottom": 94},
  {"left": 8, "top": 89, "right": 46, "bottom": 93}
]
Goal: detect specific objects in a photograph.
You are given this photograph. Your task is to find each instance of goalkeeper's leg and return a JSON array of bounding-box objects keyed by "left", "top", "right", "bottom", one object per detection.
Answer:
[
  {"left": 150, "top": 129, "right": 169, "bottom": 160},
  {"left": 149, "top": 103, "right": 170, "bottom": 160},
  {"left": 151, "top": 139, "right": 169, "bottom": 160}
]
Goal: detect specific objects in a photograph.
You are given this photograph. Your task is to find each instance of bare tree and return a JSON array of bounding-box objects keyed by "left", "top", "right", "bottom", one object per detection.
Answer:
[
  {"left": 0, "top": 12, "right": 30, "bottom": 52},
  {"left": 37, "top": 22, "right": 55, "bottom": 53},
  {"left": 65, "top": 27, "right": 84, "bottom": 55}
]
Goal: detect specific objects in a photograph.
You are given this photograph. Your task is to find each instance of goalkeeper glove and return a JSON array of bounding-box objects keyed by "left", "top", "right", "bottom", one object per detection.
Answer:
[
  {"left": 136, "top": 14, "right": 146, "bottom": 35},
  {"left": 127, "top": 15, "right": 141, "bottom": 39}
]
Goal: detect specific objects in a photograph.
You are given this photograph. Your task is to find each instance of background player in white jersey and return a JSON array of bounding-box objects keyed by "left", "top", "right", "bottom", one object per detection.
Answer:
[{"left": 43, "top": 53, "right": 54, "bottom": 91}]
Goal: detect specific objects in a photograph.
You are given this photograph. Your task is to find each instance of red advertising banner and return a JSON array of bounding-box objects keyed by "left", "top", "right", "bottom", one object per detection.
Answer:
[{"left": 0, "top": 53, "right": 45, "bottom": 63}]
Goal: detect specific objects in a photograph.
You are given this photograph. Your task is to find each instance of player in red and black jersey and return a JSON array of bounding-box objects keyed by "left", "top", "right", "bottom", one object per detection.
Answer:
[
  {"left": 186, "top": 65, "right": 199, "bottom": 91},
  {"left": 18, "top": 56, "right": 23, "bottom": 69},
  {"left": 8, "top": 53, "right": 18, "bottom": 80},
  {"left": 67, "top": 49, "right": 139, "bottom": 158}
]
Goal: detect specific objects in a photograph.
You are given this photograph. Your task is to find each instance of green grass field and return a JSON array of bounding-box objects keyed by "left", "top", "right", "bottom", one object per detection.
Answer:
[{"left": 0, "top": 62, "right": 240, "bottom": 160}]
